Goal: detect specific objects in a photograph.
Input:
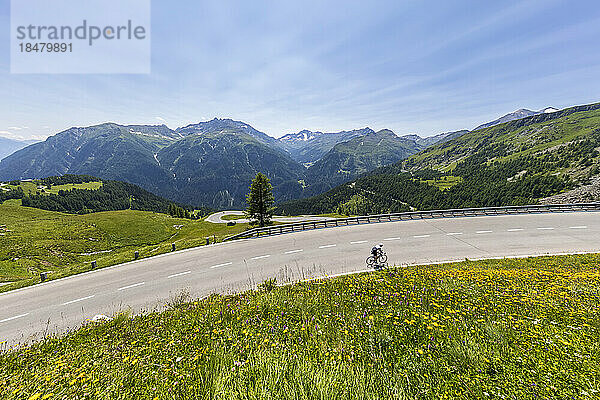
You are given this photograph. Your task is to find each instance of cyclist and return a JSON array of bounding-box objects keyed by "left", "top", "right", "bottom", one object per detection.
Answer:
[{"left": 371, "top": 243, "right": 384, "bottom": 263}]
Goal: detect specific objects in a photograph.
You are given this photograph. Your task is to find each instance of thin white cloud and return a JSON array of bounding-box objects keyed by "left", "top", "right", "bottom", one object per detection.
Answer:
[
  {"left": 155, "top": 116, "right": 167, "bottom": 123},
  {"left": 0, "top": 130, "right": 25, "bottom": 140}
]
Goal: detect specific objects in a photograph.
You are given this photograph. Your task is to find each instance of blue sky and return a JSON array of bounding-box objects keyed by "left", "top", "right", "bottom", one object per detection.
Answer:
[{"left": 1, "top": 0, "right": 600, "bottom": 141}]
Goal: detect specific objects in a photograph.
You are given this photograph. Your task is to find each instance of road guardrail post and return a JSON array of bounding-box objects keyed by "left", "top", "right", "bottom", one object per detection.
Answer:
[
  {"left": 40, "top": 272, "right": 48, "bottom": 282},
  {"left": 205, "top": 237, "right": 210, "bottom": 245},
  {"left": 91, "top": 261, "right": 97, "bottom": 269},
  {"left": 134, "top": 251, "right": 139, "bottom": 260},
  {"left": 172, "top": 243, "right": 176, "bottom": 252}
]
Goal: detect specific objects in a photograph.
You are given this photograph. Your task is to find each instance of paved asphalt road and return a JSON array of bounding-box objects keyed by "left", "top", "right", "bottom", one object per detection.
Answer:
[
  {"left": 1, "top": 211, "right": 600, "bottom": 346},
  {"left": 205, "top": 210, "right": 333, "bottom": 224}
]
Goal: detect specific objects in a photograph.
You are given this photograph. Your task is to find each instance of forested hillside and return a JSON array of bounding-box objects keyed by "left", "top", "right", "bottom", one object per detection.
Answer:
[
  {"left": 2, "top": 175, "right": 203, "bottom": 216},
  {"left": 278, "top": 103, "right": 600, "bottom": 215},
  {"left": 4, "top": 103, "right": 599, "bottom": 212},
  {"left": 156, "top": 128, "right": 306, "bottom": 208},
  {"left": 302, "top": 129, "right": 424, "bottom": 195},
  {"left": 407, "top": 102, "right": 600, "bottom": 171},
  {"left": 0, "top": 121, "right": 427, "bottom": 209}
]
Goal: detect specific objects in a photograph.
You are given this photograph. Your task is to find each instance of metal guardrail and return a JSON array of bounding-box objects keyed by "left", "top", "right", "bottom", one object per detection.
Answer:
[{"left": 223, "top": 203, "right": 600, "bottom": 241}]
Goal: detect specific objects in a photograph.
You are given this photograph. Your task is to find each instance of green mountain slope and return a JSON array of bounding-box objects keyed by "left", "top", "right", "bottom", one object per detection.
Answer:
[
  {"left": 407, "top": 102, "right": 600, "bottom": 172},
  {"left": 278, "top": 128, "right": 374, "bottom": 164},
  {"left": 0, "top": 122, "right": 306, "bottom": 209},
  {"left": 158, "top": 128, "right": 305, "bottom": 208},
  {"left": 0, "top": 123, "right": 177, "bottom": 196},
  {"left": 278, "top": 102, "right": 600, "bottom": 215},
  {"left": 0, "top": 120, "right": 426, "bottom": 209},
  {"left": 303, "top": 129, "right": 423, "bottom": 194},
  {"left": 177, "top": 118, "right": 283, "bottom": 151},
  {"left": 16, "top": 175, "right": 198, "bottom": 215}
]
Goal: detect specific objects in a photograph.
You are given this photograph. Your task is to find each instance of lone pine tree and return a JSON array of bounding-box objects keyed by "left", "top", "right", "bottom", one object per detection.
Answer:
[{"left": 245, "top": 173, "right": 275, "bottom": 227}]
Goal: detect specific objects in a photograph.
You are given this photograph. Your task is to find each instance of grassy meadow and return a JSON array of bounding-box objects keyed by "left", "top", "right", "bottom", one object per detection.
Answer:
[
  {"left": 1, "top": 254, "right": 599, "bottom": 399},
  {"left": 1, "top": 180, "right": 103, "bottom": 196},
  {"left": 0, "top": 199, "right": 248, "bottom": 292},
  {"left": 420, "top": 176, "right": 463, "bottom": 191},
  {"left": 220, "top": 214, "right": 247, "bottom": 221}
]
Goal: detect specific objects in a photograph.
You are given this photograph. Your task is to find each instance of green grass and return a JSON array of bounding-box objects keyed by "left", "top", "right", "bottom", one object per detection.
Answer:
[
  {"left": 0, "top": 200, "right": 249, "bottom": 292},
  {"left": 3, "top": 180, "right": 103, "bottom": 196},
  {"left": 221, "top": 213, "right": 346, "bottom": 221},
  {"left": 221, "top": 214, "right": 247, "bottom": 221},
  {"left": 408, "top": 106, "right": 600, "bottom": 173},
  {"left": 3, "top": 181, "right": 38, "bottom": 195},
  {"left": 1, "top": 253, "right": 599, "bottom": 399},
  {"left": 44, "top": 181, "right": 103, "bottom": 194},
  {"left": 421, "top": 176, "right": 463, "bottom": 190},
  {"left": 315, "top": 213, "right": 348, "bottom": 219}
]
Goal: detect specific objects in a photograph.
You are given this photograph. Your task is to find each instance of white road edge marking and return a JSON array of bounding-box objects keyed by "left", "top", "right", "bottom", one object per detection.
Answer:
[
  {"left": 0, "top": 313, "right": 29, "bottom": 323},
  {"left": 537, "top": 227, "right": 554, "bottom": 230},
  {"left": 168, "top": 271, "right": 192, "bottom": 279},
  {"left": 476, "top": 230, "right": 493, "bottom": 234},
  {"left": 318, "top": 244, "right": 337, "bottom": 249},
  {"left": 413, "top": 235, "right": 430, "bottom": 238},
  {"left": 507, "top": 228, "right": 524, "bottom": 232},
  {"left": 350, "top": 240, "right": 368, "bottom": 244},
  {"left": 210, "top": 262, "right": 233, "bottom": 269},
  {"left": 284, "top": 249, "right": 303, "bottom": 254},
  {"left": 251, "top": 255, "right": 271, "bottom": 260},
  {"left": 570, "top": 226, "right": 588, "bottom": 229},
  {"left": 384, "top": 237, "right": 402, "bottom": 241},
  {"left": 61, "top": 295, "right": 95, "bottom": 306},
  {"left": 446, "top": 232, "right": 463, "bottom": 236},
  {"left": 117, "top": 282, "right": 145, "bottom": 291}
]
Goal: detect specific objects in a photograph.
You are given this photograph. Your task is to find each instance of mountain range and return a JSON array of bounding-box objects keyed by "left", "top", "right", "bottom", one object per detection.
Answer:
[
  {"left": 0, "top": 103, "right": 574, "bottom": 209},
  {"left": 278, "top": 102, "right": 600, "bottom": 215},
  {"left": 303, "top": 129, "right": 424, "bottom": 195},
  {"left": 0, "top": 120, "right": 441, "bottom": 208},
  {"left": 474, "top": 107, "right": 559, "bottom": 130},
  {"left": 279, "top": 128, "right": 374, "bottom": 165},
  {"left": 0, "top": 137, "right": 38, "bottom": 161}
]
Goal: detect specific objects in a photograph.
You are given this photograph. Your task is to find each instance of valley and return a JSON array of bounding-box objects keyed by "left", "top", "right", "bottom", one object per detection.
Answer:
[
  {"left": 2, "top": 3, "right": 599, "bottom": 398},
  {"left": 278, "top": 102, "right": 600, "bottom": 215},
  {"left": 0, "top": 118, "right": 465, "bottom": 209}
]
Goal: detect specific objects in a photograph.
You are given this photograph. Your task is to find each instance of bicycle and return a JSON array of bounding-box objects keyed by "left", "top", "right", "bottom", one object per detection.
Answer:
[{"left": 366, "top": 250, "right": 387, "bottom": 268}]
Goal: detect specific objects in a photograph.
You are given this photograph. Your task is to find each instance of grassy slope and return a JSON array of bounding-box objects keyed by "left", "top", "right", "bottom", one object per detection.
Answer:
[
  {"left": 2, "top": 181, "right": 104, "bottom": 195},
  {"left": 0, "top": 200, "right": 248, "bottom": 292},
  {"left": 45, "top": 182, "right": 103, "bottom": 195},
  {"left": 420, "top": 176, "right": 463, "bottom": 190},
  {"left": 408, "top": 105, "right": 600, "bottom": 173},
  {"left": 1, "top": 254, "right": 598, "bottom": 399},
  {"left": 277, "top": 105, "right": 600, "bottom": 216},
  {"left": 221, "top": 214, "right": 247, "bottom": 221}
]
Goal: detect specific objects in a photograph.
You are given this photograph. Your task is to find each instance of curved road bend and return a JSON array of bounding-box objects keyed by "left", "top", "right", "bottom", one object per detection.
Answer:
[
  {"left": 1, "top": 211, "right": 600, "bottom": 346},
  {"left": 205, "top": 210, "right": 333, "bottom": 224}
]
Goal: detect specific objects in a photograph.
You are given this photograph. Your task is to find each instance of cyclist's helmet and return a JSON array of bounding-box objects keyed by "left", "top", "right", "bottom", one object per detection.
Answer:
[{"left": 378, "top": 243, "right": 383, "bottom": 247}]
